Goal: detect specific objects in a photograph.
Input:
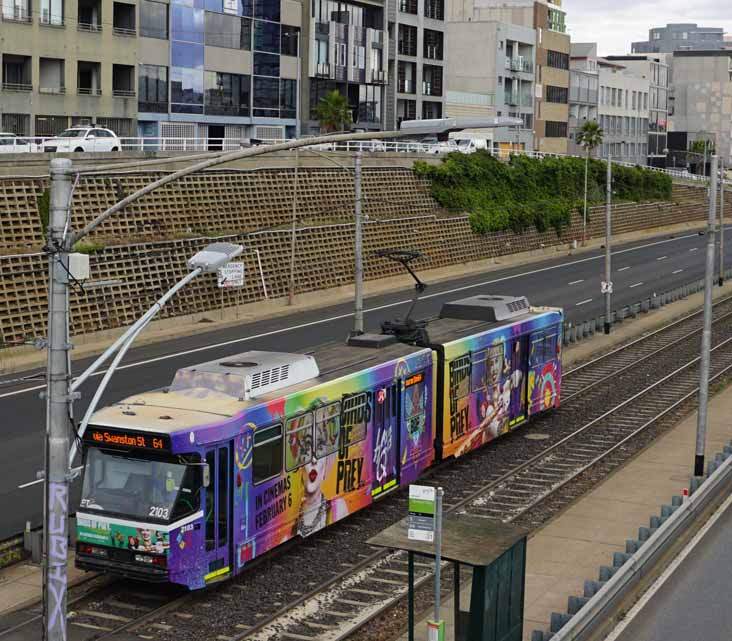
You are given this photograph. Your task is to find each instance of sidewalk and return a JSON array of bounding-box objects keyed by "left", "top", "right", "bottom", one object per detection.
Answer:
[{"left": 402, "top": 382, "right": 732, "bottom": 641}]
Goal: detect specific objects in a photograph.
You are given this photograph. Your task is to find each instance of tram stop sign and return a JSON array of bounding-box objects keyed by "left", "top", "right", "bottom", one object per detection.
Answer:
[{"left": 408, "top": 485, "right": 436, "bottom": 542}]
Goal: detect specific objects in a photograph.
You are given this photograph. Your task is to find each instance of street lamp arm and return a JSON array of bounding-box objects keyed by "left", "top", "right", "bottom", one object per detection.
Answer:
[
  {"left": 68, "top": 266, "right": 203, "bottom": 466},
  {"left": 68, "top": 129, "right": 411, "bottom": 245}
]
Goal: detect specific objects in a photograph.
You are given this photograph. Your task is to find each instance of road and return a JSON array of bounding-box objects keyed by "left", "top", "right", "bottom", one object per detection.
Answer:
[
  {"left": 0, "top": 227, "right": 725, "bottom": 539},
  {"left": 608, "top": 492, "right": 732, "bottom": 641}
]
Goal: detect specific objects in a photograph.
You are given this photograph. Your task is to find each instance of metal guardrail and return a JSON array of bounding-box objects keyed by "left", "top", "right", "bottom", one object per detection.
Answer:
[
  {"left": 548, "top": 434, "right": 732, "bottom": 641},
  {"left": 562, "top": 270, "right": 732, "bottom": 346}
]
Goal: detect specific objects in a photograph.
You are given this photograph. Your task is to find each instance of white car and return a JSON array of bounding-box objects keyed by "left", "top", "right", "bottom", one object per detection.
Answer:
[
  {"left": 0, "top": 133, "right": 32, "bottom": 153},
  {"left": 42, "top": 127, "right": 121, "bottom": 153}
]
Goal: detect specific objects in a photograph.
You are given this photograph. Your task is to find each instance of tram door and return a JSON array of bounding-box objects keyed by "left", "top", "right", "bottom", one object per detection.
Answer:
[
  {"left": 204, "top": 444, "right": 231, "bottom": 581},
  {"left": 371, "top": 384, "right": 399, "bottom": 498},
  {"left": 509, "top": 337, "right": 528, "bottom": 427}
]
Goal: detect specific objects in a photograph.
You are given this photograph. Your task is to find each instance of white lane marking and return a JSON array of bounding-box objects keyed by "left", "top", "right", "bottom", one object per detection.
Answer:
[
  {"left": 604, "top": 490, "right": 732, "bottom": 641},
  {"left": 18, "top": 478, "right": 42, "bottom": 489},
  {"left": 576, "top": 299, "right": 593, "bottom": 306},
  {"left": 629, "top": 282, "right": 644, "bottom": 289},
  {"left": 618, "top": 266, "right": 631, "bottom": 272},
  {"left": 673, "top": 269, "right": 684, "bottom": 275},
  {"left": 0, "top": 231, "right": 708, "bottom": 401},
  {"left": 569, "top": 279, "right": 584, "bottom": 285},
  {"left": 690, "top": 247, "right": 699, "bottom": 252},
  {"left": 657, "top": 255, "right": 668, "bottom": 261}
]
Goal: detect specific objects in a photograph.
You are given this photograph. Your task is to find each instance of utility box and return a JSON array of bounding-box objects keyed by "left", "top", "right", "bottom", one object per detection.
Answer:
[{"left": 369, "top": 513, "right": 528, "bottom": 641}]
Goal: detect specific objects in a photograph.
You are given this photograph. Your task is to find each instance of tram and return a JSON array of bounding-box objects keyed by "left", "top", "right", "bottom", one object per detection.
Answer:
[{"left": 75, "top": 294, "right": 562, "bottom": 589}]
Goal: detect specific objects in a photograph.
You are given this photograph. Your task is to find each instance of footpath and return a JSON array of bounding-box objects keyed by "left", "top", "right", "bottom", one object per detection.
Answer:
[
  {"left": 401, "top": 373, "right": 732, "bottom": 640},
  {"left": 0, "top": 258, "right": 730, "bottom": 630}
]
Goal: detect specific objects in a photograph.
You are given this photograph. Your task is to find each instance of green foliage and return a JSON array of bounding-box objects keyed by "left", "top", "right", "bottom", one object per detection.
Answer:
[
  {"left": 315, "top": 90, "right": 352, "bottom": 133},
  {"left": 72, "top": 240, "right": 106, "bottom": 254},
  {"left": 690, "top": 139, "right": 714, "bottom": 156},
  {"left": 37, "top": 188, "right": 50, "bottom": 233},
  {"left": 414, "top": 151, "right": 673, "bottom": 236}
]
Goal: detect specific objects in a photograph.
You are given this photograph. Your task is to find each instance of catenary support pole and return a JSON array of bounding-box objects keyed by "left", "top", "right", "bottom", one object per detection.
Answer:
[
  {"left": 719, "top": 157, "right": 724, "bottom": 287},
  {"left": 352, "top": 148, "right": 364, "bottom": 336},
  {"left": 288, "top": 148, "right": 299, "bottom": 305},
  {"left": 583, "top": 149, "right": 589, "bottom": 245},
  {"left": 604, "top": 155, "right": 612, "bottom": 334},
  {"left": 44, "top": 157, "right": 74, "bottom": 641},
  {"left": 696, "top": 154, "right": 718, "bottom": 477}
]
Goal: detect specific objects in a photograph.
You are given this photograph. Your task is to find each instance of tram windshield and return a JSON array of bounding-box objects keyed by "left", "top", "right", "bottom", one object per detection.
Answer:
[{"left": 80, "top": 448, "right": 201, "bottom": 523}]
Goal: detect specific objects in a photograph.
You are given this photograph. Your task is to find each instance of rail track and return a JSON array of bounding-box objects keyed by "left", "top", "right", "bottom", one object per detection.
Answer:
[{"left": 4, "top": 294, "right": 732, "bottom": 641}]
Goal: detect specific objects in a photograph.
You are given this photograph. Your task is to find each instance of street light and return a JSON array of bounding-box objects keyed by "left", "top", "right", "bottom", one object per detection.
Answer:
[{"left": 41, "top": 116, "right": 521, "bottom": 641}]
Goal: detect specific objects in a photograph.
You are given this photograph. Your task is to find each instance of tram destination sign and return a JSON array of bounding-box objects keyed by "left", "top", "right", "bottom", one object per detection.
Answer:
[
  {"left": 408, "top": 484, "right": 436, "bottom": 543},
  {"left": 85, "top": 426, "right": 171, "bottom": 452}
]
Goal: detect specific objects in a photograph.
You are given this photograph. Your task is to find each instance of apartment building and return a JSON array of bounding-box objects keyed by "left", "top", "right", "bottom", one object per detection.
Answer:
[
  {"left": 632, "top": 23, "right": 725, "bottom": 54},
  {"left": 568, "top": 42, "right": 598, "bottom": 157},
  {"left": 445, "top": 0, "right": 569, "bottom": 154},
  {"left": 445, "top": 15, "right": 535, "bottom": 150},
  {"left": 668, "top": 49, "right": 732, "bottom": 166},
  {"left": 597, "top": 58, "right": 648, "bottom": 165},
  {"left": 0, "top": 0, "right": 140, "bottom": 136},
  {"left": 605, "top": 55, "right": 669, "bottom": 166},
  {"left": 384, "top": 0, "right": 446, "bottom": 128}
]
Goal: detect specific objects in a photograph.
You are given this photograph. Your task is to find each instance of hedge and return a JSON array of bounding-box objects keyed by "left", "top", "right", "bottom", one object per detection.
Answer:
[{"left": 413, "top": 152, "right": 673, "bottom": 236}]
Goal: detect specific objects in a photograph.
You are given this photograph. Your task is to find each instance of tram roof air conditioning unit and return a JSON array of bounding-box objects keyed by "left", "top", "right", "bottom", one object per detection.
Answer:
[
  {"left": 439, "top": 295, "right": 530, "bottom": 322},
  {"left": 170, "top": 351, "right": 319, "bottom": 401}
]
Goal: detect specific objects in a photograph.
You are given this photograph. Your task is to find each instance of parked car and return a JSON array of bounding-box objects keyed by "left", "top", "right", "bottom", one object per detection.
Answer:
[
  {"left": 450, "top": 138, "right": 490, "bottom": 154},
  {"left": 42, "top": 127, "right": 122, "bottom": 153},
  {"left": 0, "top": 133, "right": 32, "bottom": 153}
]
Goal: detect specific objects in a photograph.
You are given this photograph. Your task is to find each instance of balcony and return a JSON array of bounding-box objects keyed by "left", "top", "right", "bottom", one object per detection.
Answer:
[
  {"left": 2, "top": 55, "right": 32, "bottom": 92},
  {"left": 315, "top": 62, "right": 331, "bottom": 78},
  {"left": 78, "top": 61, "right": 101, "bottom": 96},
  {"left": 39, "top": 57, "right": 65, "bottom": 94},
  {"left": 2, "top": 82, "right": 32, "bottom": 91},
  {"left": 371, "top": 69, "right": 387, "bottom": 84},
  {"left": 399, "top": 0, "right": 417, "bottom": 14},
  {"left": 112, "top": 64, "right": 135, "bottom": 97},
  {"left": 77, "top": 0, "right": 101, "bottom": 31},
  {"left": 505, "top": 57, "right": 533, "bottom": 73},
  {"left": 113, "top": 2, "right": 135, "bottom": 35}
]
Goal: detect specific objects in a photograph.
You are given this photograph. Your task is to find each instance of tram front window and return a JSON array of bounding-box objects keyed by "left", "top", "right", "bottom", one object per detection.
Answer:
[{"left": 81, "top": 448, "right": 201, "bottom": 523}]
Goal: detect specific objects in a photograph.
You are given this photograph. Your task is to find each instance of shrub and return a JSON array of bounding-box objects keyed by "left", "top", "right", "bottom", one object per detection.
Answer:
[{"left": 415, "top": 153, "right": 672, "bottom": 236}]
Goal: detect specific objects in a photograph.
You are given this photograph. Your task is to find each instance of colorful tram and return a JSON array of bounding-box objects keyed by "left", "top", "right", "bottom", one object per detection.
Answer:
[{"left": 75, "top": 295, "right": 562, "bottom": 589}]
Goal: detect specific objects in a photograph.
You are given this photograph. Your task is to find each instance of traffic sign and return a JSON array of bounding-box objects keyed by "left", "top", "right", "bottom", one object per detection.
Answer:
[
  {"left": 601, "top": 280, "right": 614, "bottom": 294},
  {"left": 408, "top": 485, "right": 436, "bottom": 542},
  {"left": 217, "top": 262, "right": 245, "bottom": 288}
]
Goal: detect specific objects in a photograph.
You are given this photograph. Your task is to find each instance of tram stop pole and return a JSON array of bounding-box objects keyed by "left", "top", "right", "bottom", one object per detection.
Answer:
[{"left": 428, "top": 487, "right": 445, "bottom": 641}]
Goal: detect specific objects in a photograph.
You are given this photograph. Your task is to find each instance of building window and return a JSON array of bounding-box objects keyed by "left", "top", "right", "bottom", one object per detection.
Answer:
[
  {"left": 547, "top": 7, "right": 565, "bottom": 33},
  {"left": 335, "top": 42, "right": 346, "bottom": 66},
  {"left": 280, "top": 25, "right": 299, "bottom": 56},
  {"left": 545, "top": 121, "right": 567, "bottom": 137},
  {"left": 1, "top": 0, "right": 31, "bottom": 22},
  {"left": 546, "top": 85, "right": 567, "bottom": 104},
  {"left": 398, "top": 24, "right": 417, "bottom": 57},
  {"left": 423, "top": 64, "right": 442, "bottom": 97},
  {"left": 253, "top": 75, "right": 279, "bottom": 116},
  {"left": 397, "top": 98, "right": 416, "bottom": 126},
  {"left": 357, "top": 84, "right": 381, "bottom": 123},
  {"left": 424, "top": 0, "right": 443, "bottom": 20},
  {"left": 171, "top": 67, "right": 203, "bottom": 113},
  {"left": 171, "top": 5, "right": 204, "bottom": 43},
  {"left": 422, "top": 100, "right": 442, "bottom": 119},
  {"left": 546, "top": 50, "right": 568, "bottom": 70},
  {"left": 424, "top": 29, "right": 443, "bottom": 60},
  {"left": 653, "top": 31, "right": 661, "bottom": 40},
  {"left": 252, "top": 0, "right": 278, "bottom": 22},
  {"left": 398, "top": 61, "right": 415, "bottom": 93},
  {"left": 141, "top": 0, "right": 168, "bottom": 38},
  {"left": 138, "top": 64, "right": 168, "bottom": 112},
  {"left": 40, "top": 0, "right": 63, "bottom": 24},
  {"left": 280, "top": 78, "right": 296, "bottom": 118},
  {"left": 204, "top": 71, "right": 250, "bottom": 116},
  {"left": 205, "top": 12, "right": 251, "bottom": 49},
  {"left": 399, "top": 0, "right": 417, "bottom": 14},
  {"left": 253, "top": 52, "right": 279, "bottom": 76},
  {"left": 253, "top": 19, "right": 280, "bottom": 52}
]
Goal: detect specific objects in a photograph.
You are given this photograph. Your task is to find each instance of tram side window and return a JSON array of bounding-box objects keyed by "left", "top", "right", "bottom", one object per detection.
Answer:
[
  {"left": 529, "top": 331, "right": 559, "bottom": 367},
  {"left": 285, "top": 413, "right": 313, "bottom": 471},
  {"left": 405, "top": 373, "right": 426, "bottom": 436},
  {"left": 544, "top": 333, "right": 558, "bottom": 360},
  {"left": 449, "top": 354, "right": 471, "bottom": 406},
  {"left": 341, "top": 392, "right": 370, "bottom": 446},
  {"left": 253, "top": 424, "right": 283, "bottom": 484},
  {"left": 315, "top": 402, "right": 340, "bottom": 458}
]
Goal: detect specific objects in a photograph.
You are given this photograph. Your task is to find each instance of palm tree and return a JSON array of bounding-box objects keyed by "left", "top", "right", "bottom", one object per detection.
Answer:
[
  {"left": 576, "top": 120, "right": 604, "bottom": 245},
  {"left": 315, "top": 90, "right": 353, "bottom": 133}
]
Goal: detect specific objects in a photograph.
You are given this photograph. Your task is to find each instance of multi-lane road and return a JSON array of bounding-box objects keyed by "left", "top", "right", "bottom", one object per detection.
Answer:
[{"left": 0, "top": 227, "right": 726, "bottom": 538}]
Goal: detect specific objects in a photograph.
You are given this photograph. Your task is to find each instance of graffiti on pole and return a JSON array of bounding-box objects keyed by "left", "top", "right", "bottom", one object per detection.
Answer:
[{"left": 47, "top": 481, "right": 68, "bottom": 641}]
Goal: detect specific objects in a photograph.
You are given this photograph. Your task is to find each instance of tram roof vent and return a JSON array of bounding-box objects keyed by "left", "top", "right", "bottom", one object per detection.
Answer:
[
  {"left": 439, "top": 295, "right": 530, "bottom": 322},
  {"left": 170, "top": 351, "right": 320, "bottom": 401}
]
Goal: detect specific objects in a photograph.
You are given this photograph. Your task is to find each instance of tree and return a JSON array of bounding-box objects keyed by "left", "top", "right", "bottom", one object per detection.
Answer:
[
  {"left": 690, "top": 139, "right": 715, "bottom": 156},
  {"left": 315, "top": 90, "right": 353, "bottom": 133},
  {"left": 576, "top": 120, "right": 604, "bottom": 244}
]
